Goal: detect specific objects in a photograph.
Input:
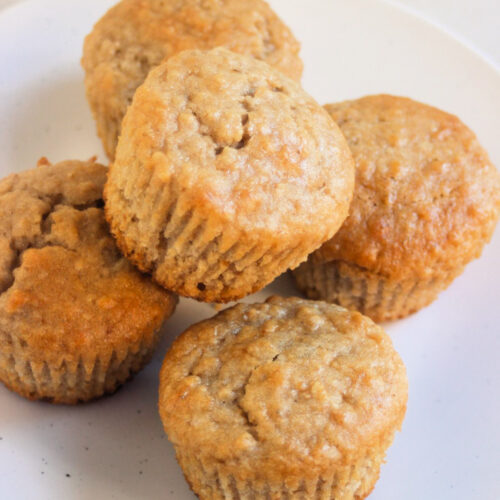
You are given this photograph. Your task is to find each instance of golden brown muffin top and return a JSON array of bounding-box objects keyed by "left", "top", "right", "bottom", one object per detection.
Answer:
[
  {"left": 110, "top": 48, "right": 354, "bottom": 241},
  {"left": 159, "top": 296, "right": 407, "bottom": 481},
  {"left": 0, "top": 159, "right": 176, "bottom": 365},
  {"left": 316, "top": 95, "right": 500, "bottom": 280}
]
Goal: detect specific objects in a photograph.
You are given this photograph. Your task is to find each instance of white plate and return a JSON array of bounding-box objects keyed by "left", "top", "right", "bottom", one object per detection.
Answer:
[{"left": 0, "top": 1, "right": 499, "bottom": 499}]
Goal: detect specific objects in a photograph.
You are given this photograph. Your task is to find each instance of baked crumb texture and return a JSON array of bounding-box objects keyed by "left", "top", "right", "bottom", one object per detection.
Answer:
[
  {"left": 82, "top": 0, "right": 303, "bottom": 160},
  {"left": 105, "top": 48, "right": 354, "bottom": 303},
  {"left": 159, "top": 296, "right": 407, "bottom": 499},
  {"left": 294, "top": 95, "right": 500, "bottom": 322},
  {"left": 0, "top": 159, "right": 177, "bottom": 404}
]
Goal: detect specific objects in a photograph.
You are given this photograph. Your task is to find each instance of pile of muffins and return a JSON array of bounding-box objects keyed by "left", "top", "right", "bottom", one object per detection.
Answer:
[{"left": 1, "top": 0, "right": 499, "bottom": 498}]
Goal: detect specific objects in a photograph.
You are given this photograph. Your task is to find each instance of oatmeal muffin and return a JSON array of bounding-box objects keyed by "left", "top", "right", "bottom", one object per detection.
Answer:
[
  {"left": 105, "top": 48, "right": 354, "bottom": 303},
  {"left": 294, "top": 95, "right": 500, "bottom": 322},
  {"left": 82, "top": 0, "right": 303, "bottom": 160},
  {"left": 159, "top": 296, "right": 407, "bottom": 499},
  {"left": 0, "top": 158, "right": 177, "bottom": 404}
]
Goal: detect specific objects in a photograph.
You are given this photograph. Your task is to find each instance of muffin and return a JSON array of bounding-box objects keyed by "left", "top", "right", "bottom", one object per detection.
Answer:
[
  {"left": 294, "top": 95, "right": 500, "bottom": 322},
  {"left": 82, "top": 0, "right": 303, "bottom": 160},
  {"left": 104, "top": 48, "right": 354, "bottom": 303},
  {"left": 159, "top": 296, "right": 407, "bottom": 499},
  {"left": 0, "top": 158, "right": 177, "bottom": 404}
]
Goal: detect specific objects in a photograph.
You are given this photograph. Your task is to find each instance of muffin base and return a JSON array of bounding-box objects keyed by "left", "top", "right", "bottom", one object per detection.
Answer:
[
  {"left": 293, "top": 259, "right": 459, "bottom": 322},
  {"left": 175, "top": 447, "right": 383, "bottom": 500},
  {"left": 0, "top": 328, "right": 164, "bottom": 404}
]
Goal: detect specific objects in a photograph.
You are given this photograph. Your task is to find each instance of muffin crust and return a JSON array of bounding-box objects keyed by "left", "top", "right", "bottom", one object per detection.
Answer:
[{"left": 319, "top": 95, "right": 500, "bottom": 280}]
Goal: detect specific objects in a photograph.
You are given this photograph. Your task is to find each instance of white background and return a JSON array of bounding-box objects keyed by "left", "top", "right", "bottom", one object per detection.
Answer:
[{"left": 0, "top": 1, "right": 499, "bottom": 499}]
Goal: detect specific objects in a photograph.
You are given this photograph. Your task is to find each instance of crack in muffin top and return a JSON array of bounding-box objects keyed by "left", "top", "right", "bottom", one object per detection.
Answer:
[
  {"left": 111, "top": 48, "right": 354, "bottom": 238},
  {"left": 316, "top": 95, "right": 500, "bottom": 280},
  {"left": 159, "top": 297, "right": 407, "bottom": 480},
  {"left": 0, "top": 159, "right": 176, "bottom": 360}
]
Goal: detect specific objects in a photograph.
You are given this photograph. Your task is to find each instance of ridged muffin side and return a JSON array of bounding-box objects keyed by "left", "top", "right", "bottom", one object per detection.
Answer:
[
  {"left": 159, "top": 296, "right": 407, "bottom": 499},
  {"left": 0, "top": 158, "right": 177, "bottom": 404},
  {"left": 105, "top": 48, "right": 354, "bottom": 302},
  {"left": 294, "top": 259, "right": 458, "bottom": 322},
  {"left": 0, "top": 331, "right": 163, "bottom": 404}
]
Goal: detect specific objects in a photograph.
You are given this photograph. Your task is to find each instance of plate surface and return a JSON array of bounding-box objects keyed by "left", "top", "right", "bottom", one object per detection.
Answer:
[{"left": 0, "top": 1, "right": 499, "bottom": 499}]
